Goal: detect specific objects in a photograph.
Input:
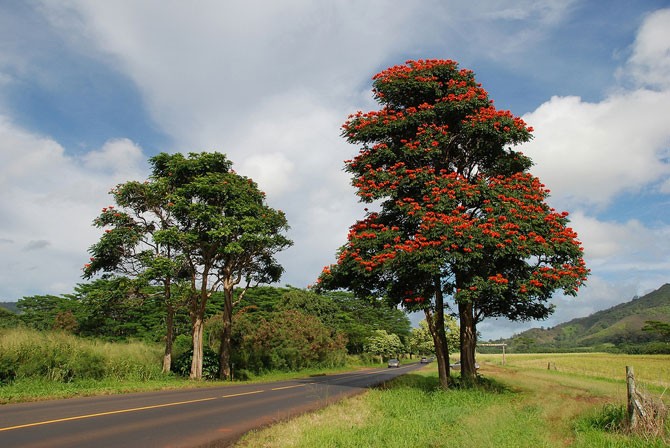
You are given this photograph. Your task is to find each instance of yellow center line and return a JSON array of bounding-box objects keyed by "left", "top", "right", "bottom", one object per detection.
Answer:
[
  {"left": 271, "top": 383, "right": 312, "bottom": 391},
  {"left": 0, "top": 396, "right": 218, "bottom": 432},
  {"left": 221, "top": 390, "right": 264, "bottom": 398}
]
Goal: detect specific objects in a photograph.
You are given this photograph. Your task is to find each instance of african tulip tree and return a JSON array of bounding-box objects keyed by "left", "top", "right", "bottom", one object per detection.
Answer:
[{"left": 318, "top": 60, "right": 588, "bottom": 386}]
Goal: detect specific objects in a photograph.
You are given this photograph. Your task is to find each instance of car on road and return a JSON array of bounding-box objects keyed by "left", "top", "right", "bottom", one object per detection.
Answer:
[
  {"left": 420, "top": 357, "right": 429, "bottom": 363},
  {"left": 387, "top": 358, "right": 400, "bottom": 368}
]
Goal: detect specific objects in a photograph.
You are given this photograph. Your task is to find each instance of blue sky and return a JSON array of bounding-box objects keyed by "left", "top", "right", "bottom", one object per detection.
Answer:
[{"left": 1, "top": 1, "right": 669, "bottom": 339}]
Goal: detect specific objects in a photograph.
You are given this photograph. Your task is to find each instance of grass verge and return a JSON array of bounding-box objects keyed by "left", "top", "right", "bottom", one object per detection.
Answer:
[{"left": 234, "top": 362, "right": 669, "bottom": 447}]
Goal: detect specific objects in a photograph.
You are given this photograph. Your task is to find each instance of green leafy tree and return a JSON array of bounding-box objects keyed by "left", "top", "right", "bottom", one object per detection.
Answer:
[
  {"left": 409, "top": 317, "right": 458, "bottom": 357},
  {"left": 365, "top": 329, "right": 404, "bottom": 362},
  {"left": 318, "top": 60, "right": 588, "bottom": 386},
  {"left": 53, "top": 310, "right": 78, "bottom": 332},
  {"left": 0, "top": 306, "right": 21, "bottom": 329},
  {"left": 239, "top": 287, "right": 411, "bottom": 354},
  {"left": 642, "top": 320, "right": 670, "bottom": 341},
  {"left": 72, "top": 278, "right": 171, "bottom": 341},
  {"left": 17, "top": 295, "right": 80, "bottom": 331},
  {"left": 84, "top": 172, "right": 192, "bottom": 372},
  {"left": 214, "top": 308, "right": 347, "bottom": 373},
  {"left": 150, "top": 152, "right": 292, "bottom": 380},
  {"left": 408, "top": 320, "right": 434, "bottom": 356},
  {"left": 311, "top": 290, "right": 411, "bottom": 353},
  {"left": 86, "top": 152, "right": 291, "bottom": 379}
]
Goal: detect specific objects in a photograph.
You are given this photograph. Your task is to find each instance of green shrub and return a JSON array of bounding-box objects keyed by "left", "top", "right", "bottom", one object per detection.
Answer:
[{"left": 172, "top": 347, "right": 220, "bottom": 379}]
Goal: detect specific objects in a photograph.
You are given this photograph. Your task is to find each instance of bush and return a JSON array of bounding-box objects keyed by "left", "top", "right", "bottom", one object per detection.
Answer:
[
  {"left": 172, "top": 347, "right": 220, "bottom": 379},
  {"left": 230, "top": 310, "right": 348, "bottom": 374}
]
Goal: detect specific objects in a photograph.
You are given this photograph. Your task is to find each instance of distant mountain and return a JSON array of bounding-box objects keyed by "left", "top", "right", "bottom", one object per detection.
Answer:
[
  {"left": 0, "top": 302, "right": 19, "bottom": 313},
  {"left": 501, "top": 284, "right": 670, "bottom": 353}
]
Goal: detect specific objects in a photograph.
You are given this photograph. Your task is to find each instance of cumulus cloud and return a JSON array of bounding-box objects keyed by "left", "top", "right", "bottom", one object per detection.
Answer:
[
  {"left": 523, "top": 8, "right": 670, "bottom": 209},
  {"left": 523, "top": 89, "right": 670, "bottom": 209},
  {"left": 624, "top": 8, "right": 670, "bottom": 90},
  {"left": 0, "top": 116, "right": 148, "bottom": 299},
  {"left": 518, "top": 9, "right": 670, "bottom": 281},
  {"left": 81, "top": 138, "right": 146, "bottom": 176},
  {"left": 38, "top": 1, "right": 419, "bottom": 152}
]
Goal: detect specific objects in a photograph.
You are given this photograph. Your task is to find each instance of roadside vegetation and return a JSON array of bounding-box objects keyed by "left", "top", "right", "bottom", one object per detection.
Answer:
[
  {"left": 0, "top": 324, "right": 386, "bottom": 404},
  {"left": 0, "top": 285, "right": 414, "bottom": 382},
  {"left": 235, "top": 359, "right": 669, "bottom": 448}
]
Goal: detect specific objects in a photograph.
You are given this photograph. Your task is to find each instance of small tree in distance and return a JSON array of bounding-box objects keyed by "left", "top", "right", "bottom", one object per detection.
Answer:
[
  {"left": 318, "top": 59, "right": 588, "bottom": 387},
  {"left": 409, "top": 318, "right": 458, "bottom": 358},
  {"left": 365, "top": 329, "right": 404, "bottom": 362}
]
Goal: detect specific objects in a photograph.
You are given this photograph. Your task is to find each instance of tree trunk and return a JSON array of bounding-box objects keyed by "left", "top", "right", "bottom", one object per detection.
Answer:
[
  {"left": 459, "top": 300, "right": 477, "bottom": 382},
  {"left": 190, "top": 315, "right": 204, "bottom": 380},
  {"left": 425, "top": 277, "right": 450, "bottom": 389},
  {"left": 425, "top": 308, "right": 450, "bottom": 389},
  {"left": 162, "top": 303, "right": 174, "bottom": 373},
  {"left": 189, "top": 271, "right": 210, "bottom": 380},
  {"left": 217, "top": 283, "right": 234, "bottom": 380}
]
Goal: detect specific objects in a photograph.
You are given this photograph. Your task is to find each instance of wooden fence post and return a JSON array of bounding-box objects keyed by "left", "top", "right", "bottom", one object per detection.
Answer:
[
  {"left": 626, "top": 365, "right": 648, "bottom": 429},
  {"left": 626, "top": 365, "right": 638, "bottom": 428}
]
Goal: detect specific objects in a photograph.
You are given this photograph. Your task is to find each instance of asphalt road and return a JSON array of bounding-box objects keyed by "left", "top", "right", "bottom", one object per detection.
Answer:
[{"left": 0, "top": 362, "right": 425, "bottom": 447}]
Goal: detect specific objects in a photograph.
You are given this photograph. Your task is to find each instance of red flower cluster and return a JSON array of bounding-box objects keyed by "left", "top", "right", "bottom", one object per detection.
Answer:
[{"left": 372, "top": 59, "right": 458, "bottom": 83}]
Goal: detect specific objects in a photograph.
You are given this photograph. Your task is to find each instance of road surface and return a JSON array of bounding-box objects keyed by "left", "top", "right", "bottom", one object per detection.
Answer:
[{"left": 0, "top": 362, "right": 424, "bottom": 447}]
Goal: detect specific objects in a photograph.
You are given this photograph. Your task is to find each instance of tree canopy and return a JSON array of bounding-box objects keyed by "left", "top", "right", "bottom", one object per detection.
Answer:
[
  {"left": 318, "top": 59, "right": 588, "bottom": 385},
  {"left": 84, "top": 152, "right": 292, "bottom": 379}
]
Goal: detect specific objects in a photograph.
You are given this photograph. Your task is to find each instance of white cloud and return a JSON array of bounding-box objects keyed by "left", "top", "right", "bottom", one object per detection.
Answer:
[
  {"left": 624, "top": 8, "right": 670, "bottom": 90},
  {"left": 478, "top": 0, "right": 576, "bottom": 23},
  {"left": 0, "top": 116, "right": 148, "bottom": 299},
  {"left": 238, "top": 153, "right": 295, "bottom": 198},
  {"left": 522, "top": 8, "right": 670, "bottom": 210},
  {"left": 569, "top": 211, "right": 670, "bottom": 275},
  {"left": 38, "top": 1, "right": 418, "bottom": 150},
  {"left": 81, "top": 138, "right": 146, "bottom": 177},
  {"left": 522, "top": 89, "right": 670, "bottom": 209},
  {"left": 478, "top": 9, "right": 670, "bottom": 339}
]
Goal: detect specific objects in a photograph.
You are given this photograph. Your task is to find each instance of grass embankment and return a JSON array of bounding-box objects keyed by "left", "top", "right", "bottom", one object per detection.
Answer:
[
  {"left": 235, "top": 357, "right": 669, "bottom": 448},
  {"left": 0, "top": 327, "right": 171, "bottom": 403},
  {"left": 0, "top": 327, "right": 372, "bottom": 404}
]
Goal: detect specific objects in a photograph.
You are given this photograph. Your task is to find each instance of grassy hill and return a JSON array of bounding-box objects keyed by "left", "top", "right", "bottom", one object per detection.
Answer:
[{"left": 501, "top": 283, "right": 670, "bottom": 353}]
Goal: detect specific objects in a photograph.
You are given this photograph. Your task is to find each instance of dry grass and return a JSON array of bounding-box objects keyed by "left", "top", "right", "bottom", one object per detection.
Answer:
[{"left": 478, "top": 353, "right": 670, "bottom": 389}]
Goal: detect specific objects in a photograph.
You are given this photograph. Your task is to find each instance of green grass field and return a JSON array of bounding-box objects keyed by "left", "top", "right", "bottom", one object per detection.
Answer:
[
  {"left": 235, "top": 355, "right": 669, "bottom": 448},
  {"left": 478, "top": 352, "right": 670, "bottom": 390}
]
